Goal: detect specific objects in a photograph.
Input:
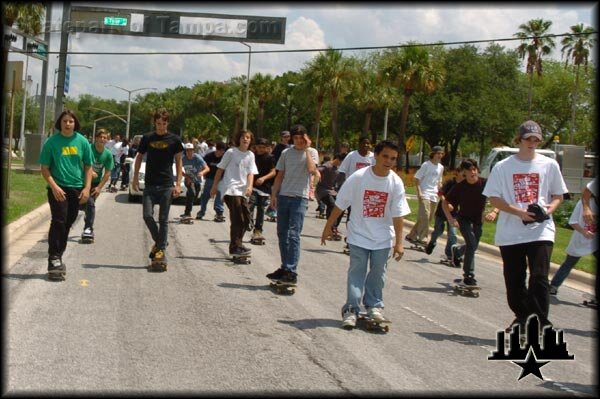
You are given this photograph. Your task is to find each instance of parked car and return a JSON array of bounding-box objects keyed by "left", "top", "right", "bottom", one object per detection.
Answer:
[{"left": 125, "top": 156, "right": 193, "bottom": 203}]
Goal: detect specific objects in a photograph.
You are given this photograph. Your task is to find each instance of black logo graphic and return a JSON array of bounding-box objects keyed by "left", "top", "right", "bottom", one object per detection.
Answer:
[{"left": 488, "top": 315, "right": 574, "bottom": 381}]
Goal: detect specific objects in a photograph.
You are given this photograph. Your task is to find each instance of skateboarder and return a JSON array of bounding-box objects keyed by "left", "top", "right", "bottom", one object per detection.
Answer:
[
  {"left": 81, "top": 129, "right": 114, "bottom": 242},
  {"left": 441, "top": 159, "right": 496, "bottom": 287},
  {"left": 316, "top": 152, "right": 347, "bottom": 240},
  {"left": 39, "top": 110, "right": 93, "bottom": 279},
  {"left": 483, "top": 120, "right": 567, "bottom": 333},
  {"left": 405, "top": 145, "right": 444, "bottom": 246},
  {"left": 321, "top": 140, "right": 410, "bottom": 328},
  {"left": 181, "top": 142, "right": 209, "bottom": 219},
  {"left": 266, "top": 124, "right": 319, "bottom": 284},
  {"left": 210, "top": 130, "right": 258, "bottom": 258},
  {"left": 249, "top": 137, "right": 277, "bottom": 245},
  {"left": 197, "top": 142, "right": 227, "bottom": 221},
  {"left": 132, "top": 108, "right": 184, "bottom": 270}
]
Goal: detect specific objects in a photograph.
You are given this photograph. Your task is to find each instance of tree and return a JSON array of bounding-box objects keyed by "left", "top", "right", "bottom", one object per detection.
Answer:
[
  {"left": 378, "top": 42, "right": 445, "bottom": 170},
  {"left": 352, "top": 59, "right": 385, "bottom": 142},
  {"left": 560, "top": 23, "right": 596, "bottom": 143},
  {"left": 303, "top": 52, "right": 330, "bottom": 142},
  {"left": 514, "top": 18, "right": 556, "bottom": 116},
  {"left": 250, "top": 73, "right": 276, "bottom": 138}
]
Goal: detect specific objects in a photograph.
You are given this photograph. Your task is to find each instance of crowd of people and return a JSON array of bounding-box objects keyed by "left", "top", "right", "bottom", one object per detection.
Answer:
[{"left": 39, "top": 109, "right": 596, "bottom": 331}]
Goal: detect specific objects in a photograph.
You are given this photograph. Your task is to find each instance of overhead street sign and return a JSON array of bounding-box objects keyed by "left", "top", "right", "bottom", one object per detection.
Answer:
[{"left": 69, "top": 6, "right": 286, "bottom": 44}]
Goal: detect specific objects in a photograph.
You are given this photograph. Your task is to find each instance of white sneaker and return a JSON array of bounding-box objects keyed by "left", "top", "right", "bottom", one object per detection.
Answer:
[
  {"left": 368, "top": 307, "right": 385, "bottom": 322},
  {"left": 342, "top": 310, "right": 357, "bottom": 329},
  {"left": 83, "top": 227, "right": 92, "bottom": 236}
]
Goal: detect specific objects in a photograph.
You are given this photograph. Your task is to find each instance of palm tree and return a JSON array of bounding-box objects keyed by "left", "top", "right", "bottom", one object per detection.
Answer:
[
  {"left": 378, "top": 43, "right": 445, "bottom": 170},
  {"left": 222, "top": 77, "right": 246, "bottom": 139},
  {"left": 250, "top": 73, "right": 275, "bottom": 138},
  {"left": 561, "top": 23, "right": 596, "bottom": 144},
  {"left": 514, "top": 18, "right": 556, "bottom": 116},
  {"left": 303, "top": 54, "right": 329, "bottom": 141},
  {"left": 353, "top": 60, "right": 385, "bottom": 142}
]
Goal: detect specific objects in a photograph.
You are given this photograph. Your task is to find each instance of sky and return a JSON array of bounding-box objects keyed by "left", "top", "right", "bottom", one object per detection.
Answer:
[{"left": 7, "top": 2, "right": 597, "bottom": 104}]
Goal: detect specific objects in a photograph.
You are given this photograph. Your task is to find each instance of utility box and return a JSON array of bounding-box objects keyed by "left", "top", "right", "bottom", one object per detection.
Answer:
[
  {"left": 555, "top": 144, "right": 593, "bottom": 194},
  {"left": 24, "top": 134, "right": 43, "bottom": 171}
]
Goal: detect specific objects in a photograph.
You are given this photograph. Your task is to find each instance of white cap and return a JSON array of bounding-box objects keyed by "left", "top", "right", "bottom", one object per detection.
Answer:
[{"left": 184, "top": 143, "right": 194, "bottom": 150}]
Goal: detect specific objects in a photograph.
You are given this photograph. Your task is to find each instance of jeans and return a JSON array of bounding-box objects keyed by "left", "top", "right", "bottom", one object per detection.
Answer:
[
  {"left": 184, "top": 181, "right": 201, "bottom": 215},
  {"left": 550, "top": 250, "right": 599, "bottom": 289},
  {"left": 47, "top": 187, "right": 82, "bottom": 259},
  {"left": 110, "top": 159, "right": 120, "bottom": 185},
  {"left": 83, "top": 184, "right": 99, "bottom": 230},
  {"left": 249, "top": 191, "right": 270, "bottom": 232},
  {"left": 224, "top": 195, "right": 252, "bottom": 252},
  {"left": 342, "top": 244, "right": 391, "bottom": 314},
  {"left": 454, "top": 218, "right": 482, "bottom": 278},
  {"left": 142, "top": 185, "right": 173, "bottom": 251},
  {"left": 428, "top": 214, "right": 457, "bottom": 258},
  {"left": 276, "top": 195, "right": 308, "bottom": 274},
  {"left": 319, "top": 193, "right": 343, "bottom": 229},
  {"left": 407, "top": 198, "right": 437, "bottom": 242},
  {"left": 198, "top": 178, "right": 224, "bottom": 217},
  {"left": 500, "top": 241, "right": 553, "bottom": 326}
]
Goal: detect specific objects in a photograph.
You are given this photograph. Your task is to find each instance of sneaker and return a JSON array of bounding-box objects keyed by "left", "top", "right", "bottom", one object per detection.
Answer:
[
  {"left": 180, "top": 213, "right": 191, "bottom": 218},
  {"left": 367, "top": 307, "right": 385, "bottom": 322},
  {"left": 463, "top": 276, "right": 478, "bottom": 286},
  {"left": 230, "top": 247, "right": 251, "bottom": 256},
  {"left": 196, "top": 213, "right": 204, "bottom": 220},
  {"left": 154, "top": 249, "right": 165, "bottom": 260},
  {"left": 149, "top": 245, "right": 159, "bottom": 259},
  {"left": 214, "top": 214, "right": 225, "bottom": 222},
  {"left": 416, "top": 239, "right": 428, "bottom": 246},
  {"left": 240, "top": 245, "right": 252, "bottom": 253},
  {"left": 279, "top": 270, "right": 297, "bottom": 284},
  {"left": 48, "top": 257, "right": 66, "bottom": 275},
  {"left": 425, "top": 242, "right": 435, "bottom": 255},
  {"left": 405, "top": 235, "right": 417, "bottom": 244},
  {"left": 549, "top": 285, "right": 558, "bottom": 296},
  {"left": 266, "top": 268, "right": 286, "bottom": 280},
  {"left": 451, "top": 244, "right": 462, "bottom": 268},
  {"left": 342, "top": 309, "right": 357, "bottom": 329}
]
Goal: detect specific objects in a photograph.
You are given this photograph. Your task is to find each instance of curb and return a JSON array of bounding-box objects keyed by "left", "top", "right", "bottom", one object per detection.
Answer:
[{"left": 4, "top": 200, "right": 595, "bottom": 289}]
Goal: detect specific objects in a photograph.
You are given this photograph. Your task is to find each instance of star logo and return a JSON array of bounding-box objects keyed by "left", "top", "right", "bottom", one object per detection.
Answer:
[{"left": 514, "top": 347, "right": 549, "bottom": 381}]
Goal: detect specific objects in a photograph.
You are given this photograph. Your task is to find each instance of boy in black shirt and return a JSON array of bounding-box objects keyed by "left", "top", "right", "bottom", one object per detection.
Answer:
[
  {"left": 197, "top": 142, "right": 227, "bottom": 221},
  {"left": 250, "top": 138, "right": 277, "bottom": 243}
]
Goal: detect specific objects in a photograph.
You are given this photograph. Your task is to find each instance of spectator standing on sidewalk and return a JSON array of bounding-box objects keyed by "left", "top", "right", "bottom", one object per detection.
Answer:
[
  {"left": 483, "top": 120, "right": 567, "bottom": 332},
  {"left": 405, "top": 146, "right": 444, "bottom": 246},
  {"left": 39, "top": 110, "right": 93, "bottom": 278},
  {"left": 266, "top": 124, "right": 319, "bottom": 284}
]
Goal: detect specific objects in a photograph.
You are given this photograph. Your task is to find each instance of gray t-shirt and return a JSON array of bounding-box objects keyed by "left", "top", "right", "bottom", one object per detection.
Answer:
[{"left": 276, "top": 146, "right": 319, "bottom": 199}]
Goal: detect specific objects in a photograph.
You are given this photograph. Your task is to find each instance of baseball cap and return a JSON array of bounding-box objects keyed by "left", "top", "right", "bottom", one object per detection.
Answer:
[
  {"left": 281, "top": 130, "right": 290, "bottom": 137},
  {"left": 519, "top": 120, "right": 542, "bottom": 141},
  {"left": 184, "top": 143, "right": 194, "bottom": 150},
  {"left": 432, "top": 145, "right": 444, "bottom": 153},
  {"left": 256, "top": 137, "right": 269, "bottom": 145}
]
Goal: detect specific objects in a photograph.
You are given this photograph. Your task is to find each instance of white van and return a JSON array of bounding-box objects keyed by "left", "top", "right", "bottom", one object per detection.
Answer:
[{"left": 479, "top": 146, "right": 557, "bottom": 178}]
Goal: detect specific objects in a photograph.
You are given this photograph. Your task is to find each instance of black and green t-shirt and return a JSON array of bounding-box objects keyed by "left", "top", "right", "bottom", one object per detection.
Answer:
[{"left": 137, "top": 132, "right": 184, "bottom": 186}]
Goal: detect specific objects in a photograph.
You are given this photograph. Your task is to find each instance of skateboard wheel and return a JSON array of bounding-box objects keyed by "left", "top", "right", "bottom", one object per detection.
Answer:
[{"left": 384, "top": 325, "right": 390, "bottom": 332}]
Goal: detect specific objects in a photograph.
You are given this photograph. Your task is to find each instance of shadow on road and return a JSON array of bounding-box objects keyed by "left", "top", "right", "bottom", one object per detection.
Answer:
[
  {"left": 415, "top": 331, "right": 496, "bottom": 347},
  {"left": 278, "top": 318, "right": 342, "bottom": 330},
  {"left": 176, "top": 255, "right": 229, "bottom": 263},
  {"left": 304, "top": 248, "right": 345, "bottom": 255},
  {"left": 401, "top": 283, "right": 455, "bottom": 294},
  {"left": 539, "top": 380, "right": 597, "bottom": 396},
  {"left": 217, "top": 282, "right": 270, "bottom": 291},
  {"left": 2, "top": 273, "right": 49, "bottom": 281},
  {"left": 82, "top": 263, "right": 147, "bottom": 270},
  {"left": 562, "top": 328, "right": 598, "bottom": 339},
  {"left": 549, "top": 296, "right": 590, "bottom": 309}
]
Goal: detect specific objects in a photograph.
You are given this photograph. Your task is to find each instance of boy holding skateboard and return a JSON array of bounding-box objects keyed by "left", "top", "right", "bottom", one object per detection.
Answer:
[{"left": 321, "top": 140, "right": 410, "bottom": 328}]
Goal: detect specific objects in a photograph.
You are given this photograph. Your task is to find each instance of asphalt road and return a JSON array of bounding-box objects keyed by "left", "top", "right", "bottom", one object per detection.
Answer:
[{"left": 3, "top": 190, "right": 597, "bottom": 396}]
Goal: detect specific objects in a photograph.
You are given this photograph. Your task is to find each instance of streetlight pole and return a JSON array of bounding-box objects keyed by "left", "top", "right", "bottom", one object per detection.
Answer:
[
  {"left": 92, "top": 113, "right": 127, "bottom": 141},
  {"left": 51, "top": 64, "right": 93, "bottom": 126},
  {"left": 104, "top": 85, "right": 157, "bottom": 139},
  {"left": 240, "top": 41, "right": 252, "bottom": 131}
]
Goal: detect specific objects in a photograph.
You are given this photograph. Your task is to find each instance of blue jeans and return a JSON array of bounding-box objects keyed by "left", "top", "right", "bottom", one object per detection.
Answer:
[
  {"left": 453, "top": 218, "right": 482, "bottom": 278},
  {"left": 198, "top": 178, "right": 224, "bottom": 217},
  {"left": 249, "top": 191, "right": 270, "bottom": 232},
  {"left": 276, "top": 195, "right": 308, "bottom": 274},
  {"left": 343, "top": 244, "right": 391, "bottom": 314},
  {"left": 551, "top": 250, "right": 599, "bottom": 289},
  {"left": 110, "top": 159, "right": 120, "bottom": 185},
  {"left": 428, "top": 214, "right": 457, "bottom": 258},
  {"left": 83, "top": 184, "right": 99, "bottom": 230},
  {"left": 142, "top": 185, "right": 173, "bottom": 250}
]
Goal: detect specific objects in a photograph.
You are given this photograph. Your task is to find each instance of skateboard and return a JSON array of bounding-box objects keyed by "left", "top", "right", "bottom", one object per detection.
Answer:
[
  {"left": 214, "top": 215, "right": 226, "bottom": 223},
  {"left": 269, "top": 280, "right": 296, "bottom": 295},
  {"left": 80, "top": 235, "right": 94, "bottom": 244},
  {"left": 453, "top": 282, "right": 481, "bottom": 297},
  {"left": 109, "top": 186, "right": 118, "bottom": 193},
  {"left": 440, "top": 257, "right": 459, "bottom": 267},
  {"left": 266, "top": 216, "right": 277, "bottom": 223},
  {"left": 582, "top": 294, "right": 597, "bottom": 309},
  {"left": 148, "top": 256, "right": 168, "bottom": 272},
  {"left": 358, "top": 312, "right": 391, "bottom": 332},
  {"left": 179, "top": 216, "right": 194, "bottom": 225},
  {"left": 250, "top": 236, "right": 265, "bottom": 245},
  {"left": 48, "top": 262, "right": 66, "bottom": 281},
  {"left": 231, "top": 254, "right": 251, "bottom": 264},
  {"left": 408, "top": 243, "right": 427, "bottom": 253},
  {"left": 316, "top": 213, "right": 327, "bottom": 219}
]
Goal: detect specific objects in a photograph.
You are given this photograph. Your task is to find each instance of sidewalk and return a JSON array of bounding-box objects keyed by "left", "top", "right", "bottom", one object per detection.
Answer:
[{"left": 4, "top": 199, "right": 595, "bottom": 290}]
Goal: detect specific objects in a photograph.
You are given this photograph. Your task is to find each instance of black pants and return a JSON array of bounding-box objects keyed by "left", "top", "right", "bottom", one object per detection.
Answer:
[
  {"left": 184, "top": 181, "right": 201, "bottom": 215},
  {"left": 47, "top": 187, "right": 82, "bottom": 259},
  {"left": 499, "top": 241, "right": 553, "bottom": 325},
  {"left": 319, "top": 193, "right": 343, "bottom": 228},
  {"left": 224, "top": 195, "right": 252, "bottom": 252}
]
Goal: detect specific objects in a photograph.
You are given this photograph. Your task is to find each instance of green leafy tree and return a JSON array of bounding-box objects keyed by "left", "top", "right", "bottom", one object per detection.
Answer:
[
  {"left": 250, "top": 73, "right": 276, "bottom": 138},
  {"left": 560, "top": 23, "right": 596, "bottom": 143},
  {"left": 303, "top": 52, "right": 330, "bottom": 141},
  {"left": 514, "top": 18, "right": 556, "bottom": 116}
]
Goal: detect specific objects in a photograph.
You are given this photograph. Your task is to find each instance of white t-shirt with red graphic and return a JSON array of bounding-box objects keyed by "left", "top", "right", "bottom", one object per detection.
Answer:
[
  {"left": 566, "top": 199, "right": 597, "bottom": 257},
  {"left": 335, "top": 166, "right": 411, "bottom": 250},
  {"left": 338, "top": 150, "right": 375, "bottom": 177},
  {"left": 482, "top": 153, "right": 568, "bottom": 246}
]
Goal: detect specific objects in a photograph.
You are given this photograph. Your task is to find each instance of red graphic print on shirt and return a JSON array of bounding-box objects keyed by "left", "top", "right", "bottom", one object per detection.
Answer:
[
  {"left": 355, "top": 162, "right": 370, "bottom": 170},
  {"left": 363, "top": 190, "right": 388, "bottom": 218},
  {"left": 512, "top": 173, "right": 539, "bottom": 204}
]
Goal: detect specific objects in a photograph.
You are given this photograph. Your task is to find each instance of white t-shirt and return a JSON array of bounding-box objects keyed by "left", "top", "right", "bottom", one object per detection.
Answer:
[
  {"left": 566, "top": 200, "right": 598, "bottom": 257},
  {"left": 482, "top": 154, "right": 568, "bottom": 246},
  {"left": 586, "top": 178, "right": 598, "bottom": 197},
  {"left": 216, "top": 147, "right": 258, "bottom": 198},
  {"left": 414, "top": 160, "right": 444, "bottom": 202},
  {"left": 111, "top": 141, "right": 123, "bottom": 159},
  {"left": 338, "top": 150, "right": 375, "bottom": 177},
  {"left": 335, "top": 166, "right": 411, "bottom": 250}
]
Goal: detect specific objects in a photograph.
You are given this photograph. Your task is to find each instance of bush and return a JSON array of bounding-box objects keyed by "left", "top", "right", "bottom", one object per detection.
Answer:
[{"left": 553, "top": 199, "right": 577, "bottom": 229}]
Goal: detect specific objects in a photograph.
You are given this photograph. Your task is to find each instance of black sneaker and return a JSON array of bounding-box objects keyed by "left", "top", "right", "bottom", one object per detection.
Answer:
[
  {"left": 463, "top": 276, "right": 478, "bottom": 286},
  {"left": 196, "top": 213, "right": 204, "bottom": 220},
  {"left": 149, "top": 245, "right": 159, "bottom": 259},
  {"left": 48, "top": 257, "right": 66, "bottom": 275},
  {"left": 451, "top": 245, "right": 462, "bottom": 268},
  {"left": 279, "top": 270, "right": 297, "bottom": 284},
  {"left": 214, "top": 214, "right": 226, "bottom": 222},
  {"left": 405, "top": 235, "right": 417, "bottom": 244},
  {"left": 266, "top": 268, "right": 286, "bottom": 280},
  {"left": 425, "top": 242, "right": 435, "bottom": 255},
  {"left": 549, "top": 285, "right": 558, "bottom": 296},
  {"left": 180, "top": 213, "right": 191, "bottom": 218},
  {"left": 230, "top": 247, "right": 251, "bottom": 256},
  {"left": 240, "top": 245, "right": 252, "bottom": 253}
]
